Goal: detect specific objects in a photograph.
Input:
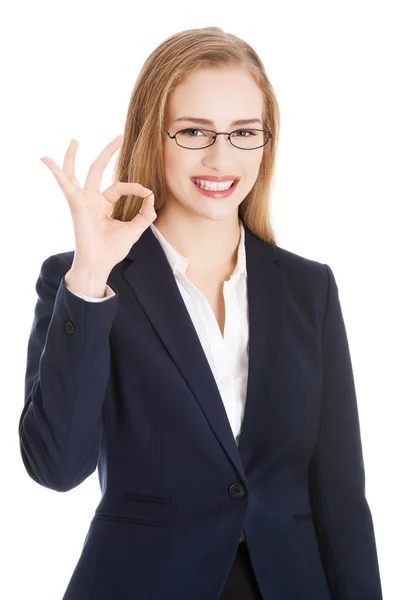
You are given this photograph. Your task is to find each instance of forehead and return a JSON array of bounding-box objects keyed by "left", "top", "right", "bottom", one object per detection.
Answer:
[{"left": 167, "top": 68, "right": 264, "bottom": 126}]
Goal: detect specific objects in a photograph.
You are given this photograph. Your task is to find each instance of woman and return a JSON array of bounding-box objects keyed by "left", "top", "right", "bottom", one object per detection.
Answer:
[{"left": 19, "top": 27, "right": 383, "bottom": 599}]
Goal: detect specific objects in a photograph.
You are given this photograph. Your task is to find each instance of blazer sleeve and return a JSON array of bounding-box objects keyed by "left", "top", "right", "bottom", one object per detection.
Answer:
[
  {"left": 308, "top": 264, "right": 383, "bottom": 599},
  {"left": 18, "top": 254, "right": 118, "bottom": 492}
]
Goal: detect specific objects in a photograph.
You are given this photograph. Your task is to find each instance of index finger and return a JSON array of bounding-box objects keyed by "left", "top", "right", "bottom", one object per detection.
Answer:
[{"left": 83, "top": 135, "right": 124, "bottom": 192}]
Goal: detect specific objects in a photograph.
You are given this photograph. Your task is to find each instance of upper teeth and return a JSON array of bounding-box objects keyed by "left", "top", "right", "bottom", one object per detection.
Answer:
[{"left": 193, "top": 178, "right": 235, "bottom": 190}]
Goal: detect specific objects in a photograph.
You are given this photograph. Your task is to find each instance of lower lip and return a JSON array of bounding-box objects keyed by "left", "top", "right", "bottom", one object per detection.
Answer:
[{"left": 191, "top": 179, "right": 239, "bottom": 198}]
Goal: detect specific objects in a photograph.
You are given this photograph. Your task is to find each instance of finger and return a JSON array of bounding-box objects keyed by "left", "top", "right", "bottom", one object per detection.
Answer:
[
  {"left": 102, "top": 182, "right": 153, "bottom": 204},
  {"left": 128, "top": 193, "right": 156, "bottom": 231},
  {"left": 63, "top": 138, "right": 79, "bottom": 182},
  {"left": 84, "top": 135, "right": 124, "bottom": 192},
  {"left": 40, "top": 156, "right": 76, "bottom": 199}
]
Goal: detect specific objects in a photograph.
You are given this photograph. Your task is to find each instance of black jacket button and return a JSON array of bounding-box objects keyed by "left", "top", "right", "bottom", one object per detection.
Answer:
[
  {"left": 228, "top": 482, "right": 246, "bottom": 499},
  {"left": 65, "top": 321, "right": 75, "bottom": 334}
]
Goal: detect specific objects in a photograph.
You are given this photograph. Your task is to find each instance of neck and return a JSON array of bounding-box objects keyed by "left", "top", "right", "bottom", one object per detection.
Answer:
[{"left": 153, "top": 208, "right": 241, "bottom": 279}]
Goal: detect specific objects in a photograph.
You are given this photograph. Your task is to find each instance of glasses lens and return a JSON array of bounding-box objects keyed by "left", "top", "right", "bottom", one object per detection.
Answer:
[
  {"left": 230, "top": 129, "right": 269, "bottom": 149},
  {"left": 176, "top": 129, "right": 215, "bottom": 149},
  {"left": 176, "top": 128, "right": 269, "bottom": 149}
]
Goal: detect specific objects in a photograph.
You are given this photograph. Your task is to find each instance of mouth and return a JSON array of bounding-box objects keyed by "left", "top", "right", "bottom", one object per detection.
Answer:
[
  {"left": 191, "top": 176, "right": 240, "bottom": 187},
  {"left": 190, "top": 177, "right": 240, "bottom": 198}
]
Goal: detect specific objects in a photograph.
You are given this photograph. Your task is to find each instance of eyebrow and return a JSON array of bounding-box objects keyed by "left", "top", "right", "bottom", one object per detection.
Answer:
[{"left": 171, "top": 116, "right": 263, "bottom": 127}]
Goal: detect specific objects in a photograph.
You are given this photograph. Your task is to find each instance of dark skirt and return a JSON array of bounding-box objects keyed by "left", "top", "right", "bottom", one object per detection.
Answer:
[{"left": 219, "top": 541, "right": 263, "bottom": 599}]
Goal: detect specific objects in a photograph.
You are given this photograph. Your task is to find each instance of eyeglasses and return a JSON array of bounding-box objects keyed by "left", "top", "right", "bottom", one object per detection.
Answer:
[{"left": 161, "top": 126, "right": 273, "bottom": 150}]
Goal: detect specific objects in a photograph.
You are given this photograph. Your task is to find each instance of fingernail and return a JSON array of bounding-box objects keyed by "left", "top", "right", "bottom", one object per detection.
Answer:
[{"left": 143, "top": 188, "right": 152, "bottom": 194}]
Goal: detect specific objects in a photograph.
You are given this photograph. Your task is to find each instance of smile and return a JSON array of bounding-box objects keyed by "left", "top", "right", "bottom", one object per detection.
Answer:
[
  {"left": 193, "top": 178, "right": 235, "bottom": 191},
  {"left": 191, "top": 177, "right": 239, "bottom": 198}
]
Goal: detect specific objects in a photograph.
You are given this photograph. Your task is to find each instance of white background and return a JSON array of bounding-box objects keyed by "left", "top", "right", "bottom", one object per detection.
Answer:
[{"left": 1, "top": 1, "right": 398, "bottom": 598}]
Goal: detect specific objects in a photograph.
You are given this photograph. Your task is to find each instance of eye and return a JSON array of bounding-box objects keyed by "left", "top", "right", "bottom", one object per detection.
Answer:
[
  {"left": 232, "top": 129, "right": 257, "bottom": 137},
  {"left": 180, "top": 128, "right": 206, "bottom": 137}
]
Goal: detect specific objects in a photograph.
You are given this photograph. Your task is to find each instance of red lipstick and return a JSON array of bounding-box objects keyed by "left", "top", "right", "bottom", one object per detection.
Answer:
[
  {"left": 191, "top": 175, "right": 240, "bottom": 182},
  {"left": 191, "top": 177, "right": 240, "bottom": 198}
]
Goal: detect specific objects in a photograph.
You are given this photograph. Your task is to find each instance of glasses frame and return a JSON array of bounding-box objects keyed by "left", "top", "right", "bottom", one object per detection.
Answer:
[{"left": 161, "top": 126, "right": 273, "bottom": 150}]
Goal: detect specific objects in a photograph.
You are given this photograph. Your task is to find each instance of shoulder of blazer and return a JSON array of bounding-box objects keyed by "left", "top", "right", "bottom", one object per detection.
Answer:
[
  {"left": 272, "top": 246, "right": 330, "bottom": 331},
  {"left": 243, "top": 222, "right": 325, "bottom": 279},
  {"left": 273, "top": 244, "right": 326, "bottom": 275},
  {"left": 271, "top": 245, "right": 330, "bottom": 308}
]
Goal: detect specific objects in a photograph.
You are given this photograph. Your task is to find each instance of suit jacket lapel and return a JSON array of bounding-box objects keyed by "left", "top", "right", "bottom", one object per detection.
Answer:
[{"left": 120, "top": 222, "right": 287, "bottom": 481}]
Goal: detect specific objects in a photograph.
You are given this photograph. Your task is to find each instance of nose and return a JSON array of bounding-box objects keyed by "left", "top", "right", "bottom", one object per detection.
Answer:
[
  {"left": 203, "top": 133, "right": 235, "bottom": 163},
  {"left": 212, "top": 133, "right": 232, "bottom": 146}
]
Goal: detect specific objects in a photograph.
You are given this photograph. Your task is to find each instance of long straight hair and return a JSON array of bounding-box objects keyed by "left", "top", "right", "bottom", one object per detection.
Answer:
[{"left": 111, "top": 27, "right": 280, "bottom": 245}]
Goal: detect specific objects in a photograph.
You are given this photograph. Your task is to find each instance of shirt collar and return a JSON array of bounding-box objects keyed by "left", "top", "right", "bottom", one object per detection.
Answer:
[{"left": 149, "top": 219, "right": 247, "bottom": 281}]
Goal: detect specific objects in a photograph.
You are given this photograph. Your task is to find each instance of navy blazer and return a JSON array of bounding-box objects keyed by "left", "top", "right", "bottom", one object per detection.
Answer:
[{"left": 19, "top": 220, "right": 383, "bottom": 599}]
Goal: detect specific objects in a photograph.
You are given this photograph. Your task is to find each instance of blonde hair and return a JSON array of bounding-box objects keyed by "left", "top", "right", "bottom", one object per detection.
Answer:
[{"left": 111, "top": 26, "right": 280, "bottom": 245}]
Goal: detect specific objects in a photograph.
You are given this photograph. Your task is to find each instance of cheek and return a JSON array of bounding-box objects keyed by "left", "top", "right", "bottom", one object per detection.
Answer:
[
  {"left": 247, "top": 157, "right": 264, "bottom": 184},
  {"left": 162, "top": 149, "right": 178, "bottom": 190},
  {"left": 242, "top": 156, "right": 263, "bottom": 181},
  {"left": 163, "top": 152, "right": 197, "bottom": 188},
  {"left": 162, "top": 144, "right": 174, "bottom": 175}
]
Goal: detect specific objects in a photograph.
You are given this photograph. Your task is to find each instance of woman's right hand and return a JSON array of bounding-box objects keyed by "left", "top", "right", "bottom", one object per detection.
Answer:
[{"left": 40, "top": 135, "right": 157, "bottom": 275}]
